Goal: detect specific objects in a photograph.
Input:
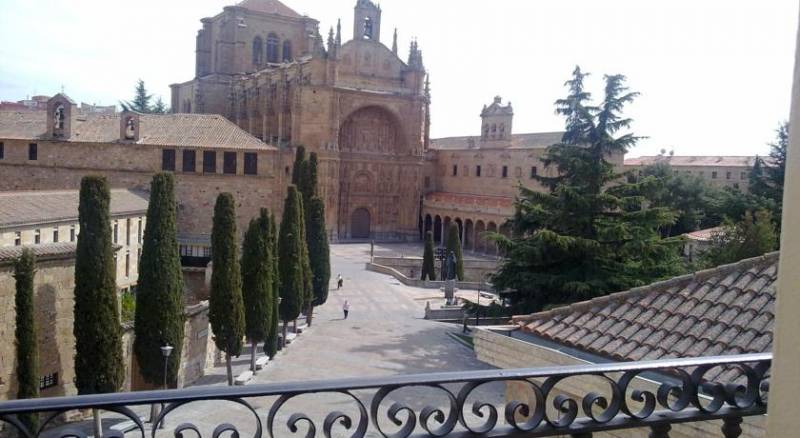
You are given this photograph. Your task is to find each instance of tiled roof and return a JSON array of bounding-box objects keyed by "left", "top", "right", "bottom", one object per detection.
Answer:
[
  {"left": 684, "top": 227, "right": 722, "bottom": 242},
  {"left": 513, "top": 252, "right": 779, "bottom": 382},
  {"left": 235, "top": 0, "right": 301, "bottom": 18},
  {"left": 431, "top": 132, "right": 563, "bottom": 150},
  {"left": 0, "top": 111, "right": 272, "bottom": 150},
  {"left": 0, "top": 242, "right": 77, "bottom": 263},
  {"left": 0, "top": 189, "right": 149, "bottom": 229},
  {"left": 624, "top": 156, "right": 762, "bottom": 167}
]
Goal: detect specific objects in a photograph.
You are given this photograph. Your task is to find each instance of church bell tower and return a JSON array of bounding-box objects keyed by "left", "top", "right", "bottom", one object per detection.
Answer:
[{"left": 354, "top": 0, "right": 381, "bottom": 41}]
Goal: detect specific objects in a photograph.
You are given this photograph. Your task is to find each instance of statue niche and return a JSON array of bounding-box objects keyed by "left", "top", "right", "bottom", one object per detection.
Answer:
[{"left": 338, "top": 106, "right": 405, "bottom": 154}]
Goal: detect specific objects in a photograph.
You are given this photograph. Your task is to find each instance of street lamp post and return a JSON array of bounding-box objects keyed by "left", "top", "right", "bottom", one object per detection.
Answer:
[{"left": 159, "top": 344, "right": 174, "bottom": 429}]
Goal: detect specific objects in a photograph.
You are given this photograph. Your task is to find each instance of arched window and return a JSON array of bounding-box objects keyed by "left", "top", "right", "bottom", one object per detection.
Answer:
[
  {"left": 125, "top": 116, "right": 136, "bottom": 139},
  {"left": 54, "top": 104, "right": 65, "bottom": 130},
  {"left": 482, "top": 124, "right": 488, "bottom": 139},
  {"left": 252, "top": 36, "right": 263, "bottom": 65},
  {"left": 282, "top": 40, "right": 292, "bottom": 62},
  {"left": 499, "top": 123, "right": 505, "bottom": 136},
  {"left": 266, "top": 33, "right": 279, "bottom": 63},
  {"left": 363, "top": 17, "right": 373, "bottom": 39}
]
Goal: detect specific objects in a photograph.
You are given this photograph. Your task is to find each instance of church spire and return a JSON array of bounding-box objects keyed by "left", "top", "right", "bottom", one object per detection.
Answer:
[
  {"left": 336, "top": 19, "right": 342, "bottom": 48},
  {"left": 392, "top": 28, "right": 398, "bottom": 55},
  {"left": 327, "top": 26, "right": 336, "bottom": 58}
]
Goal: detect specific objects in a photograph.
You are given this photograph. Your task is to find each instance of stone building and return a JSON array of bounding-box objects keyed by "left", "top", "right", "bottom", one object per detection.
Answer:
[
  {"left": 624, "top": 155, "right": 761, "bottom": 192},
  {"left": 0, "top": 189, "right": 149, "bottom": 292}
]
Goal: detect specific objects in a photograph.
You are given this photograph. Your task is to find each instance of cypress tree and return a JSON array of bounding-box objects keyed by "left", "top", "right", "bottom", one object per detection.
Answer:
[
  {"left": 278, "top": 186, "right": 304, "bottom": 346},
  {"left": 14, "top": 249, "right": 38, "bottom": 433},
  {"left": 265, "top": 213, "right": 280, "bottom": 357},
  {"left": 297, "top": 195, "right": 313, "bottom": 325},
  {"left": 445, "top": 223, "right": 465, "bottom": 281},
  {"left": 241, "top": 209, "right": 273, "bottom": 372},
  {"left": 133, "top": 173, "right": 184, "bottom": 389},
  {"left": 307, "top": 197, "right": 331, "bottom": 312},
  {"left": 209, "top": 193, "right": 245, "bottom": 386},
  {"left": 421, "top": 231, "right": 436, "bottom": 280},
  {"left": 74, "top": 176, "right": 125, "bottom": 437},
  {"left": 291, "top": 146, "right": 306, "bottom": 186}
]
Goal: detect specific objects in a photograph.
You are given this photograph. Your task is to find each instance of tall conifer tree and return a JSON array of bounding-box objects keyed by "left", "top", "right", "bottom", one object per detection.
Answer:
[
  {"left": 133, "top": 173, "right": 184, "bottom": 388},
  {"left": 278, "top": 186, "right": 304, "bottom": 345},
  {"left": 241, "top": 209, "right": 273, "bottom": 372},
  {"left": 209, "top": 193, "right": 245, "bottom": 385},
  {"left": 14, "top": 249, "right": 38, "bottom": 433},
  {"left": 445, "top": 223, "right": 465, "bottom": 280},
  {"left": 266, "top": 213, "right": 280, "bottom": 357},
  {"left": 421, "top": 231, "right": 436, "bottom": 280},
  {"left": 307, "top": 197, "right": 331, "bottom": 314}
]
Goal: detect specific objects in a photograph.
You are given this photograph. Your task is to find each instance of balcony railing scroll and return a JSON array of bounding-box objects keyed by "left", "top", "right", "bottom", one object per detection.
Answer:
[{"left": 0, "top": 352, "right": 770, "bottom": 438}]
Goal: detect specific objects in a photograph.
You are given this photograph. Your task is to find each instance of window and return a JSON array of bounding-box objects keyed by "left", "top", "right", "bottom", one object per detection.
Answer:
[
  {"left": 244, "top": 152, "right": 258, "bottom": 175},
  {"left": 125, "top": 251, "right": 130, "bottom": 277},
  {"left": 0, "top": 142, "right": 4, "bottom": 159},
  {"left": 252, "top": 36, "right": 263, "bottom": 65},
  {"left": 734, "top": 183, "right": 740, "bottom": 190},
  {"left": 28, "top": 143, "right": 37, "bottom": 160},
  {"left": 726, "top": 171, "right": 732, "bottom": 180},
  {"left": 741, "top": 172, "right": 747, "bottom": 180},
  {"left": 34, "top": 229, "right": 40, "bottom": 244},
  {"left": 126, "top": 218, "right": 131, "bottom": 245},
  {"left": 452, "top": 165, "right": 458, "bottom": 176},
  {"left": 424, "top": 176, "right": 431, "bottom": 188},
  {"left": 502, "top": 166, "right": 508, "bottom": 178},
  {"left": 53, "top": 227, "right": 59, "bottom": 243},
  {"left": 285, "top": 166, "right": 290, "bottom": 175},
  {"left": 14, "top": 232, "right": 21, "bottom": 246},
  {"left": 183, "top": 150, "right": 196, "bottom": 172},
  {"left": 476, "top": 165, "right": 482, "bottom": 177},
  {"left": 137, "top": 219, "right": 142, "bottom": 243},
  {"left": 223, "top": 152, "right": 237, "bottom": 174},
  {"left": 203, "top": 151, "right": 217, "bottom": 173},
  {"left": 162, "top": 149, "right": 176, "bottom": 171},
  {"left": 712, "top": 171, "right": 718, "bottom": 179},
  {"left": 39, "top": 373, "right": 58, "bottom": 390},
  {"left": 363, "top": 17, "right": 374, "bottom": 39},
  {"left": 282, "top": 40, "right": 292, "bottom": 62},
  {"left": 70, "top": 226, "right": 76, "bottom": 242},
  {"left": 113, "top": 221, "right": 119, "bottom": 243},
  {"left": 266, "top": 33, "right": 279, "bottom": 63},
  {"left": 530, "top": 166, "right": 538, "bottom": 178}
]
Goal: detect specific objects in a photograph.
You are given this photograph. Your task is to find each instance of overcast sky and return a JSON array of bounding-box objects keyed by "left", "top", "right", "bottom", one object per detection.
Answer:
[{"left": 1, "top": 0, "right": 797, "bottom": 157}]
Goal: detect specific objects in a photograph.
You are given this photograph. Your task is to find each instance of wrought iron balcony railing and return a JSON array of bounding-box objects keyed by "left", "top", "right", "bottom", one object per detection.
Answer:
[{"left": 0, "top": 352, "right": 770, "bottom": 438}]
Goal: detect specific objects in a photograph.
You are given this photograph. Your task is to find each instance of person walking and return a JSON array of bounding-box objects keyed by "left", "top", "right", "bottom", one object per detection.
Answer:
[
  {"left": 337, "top": 274, "right": 343, "bottom": 289},
  {"left": 343, "top": 300, "right": 350, "bottom": 319}
]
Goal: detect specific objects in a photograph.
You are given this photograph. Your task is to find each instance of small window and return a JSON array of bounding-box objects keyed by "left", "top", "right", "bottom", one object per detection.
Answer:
[
  {"left": 223, "top": 152, "right": 237, "bottom": 174},
  {"left": 113, "top": 221, "right": 119, "bottom": 243},
  {"left": 34, "top": 229, "right": 40, "bottom": 244},
  {"left": 39, "top": 372, "right": 58, "bottom": 390},
  {"left": 28, "top": 143, "right": 38, "bottom": 160},
  {"left": 267, "top": 33, "right": 279, "bottom": 63},
  {"left": 726, "top": 171, "right": 732, "bottom": 180},
  {"left": 452, "top": 165, "right": 458, "bottom": 176},
  {"left": 125, "top": 251, "right": 130, "bottom": 277},
  {"left": 203, "top": 151, "right": 217, "bottom": 173},
  {"left": 70, "top": 226, "right": 76, "bottom": 242},
  {"left": 424, "top": 176, "right": 431, "bottom": 188},
  {"left": 137, "top": 219, "right": 142, "bottom": 243},
  {"left": 285, "top": 166, "right": 290, "bottom": 175},
  {"left": 282, "top": 40, "right": 292, "bottom": 62},
  {"left": 530, "top": 166, "right": 537, "bottom": 178},
  {"left": 162, "top": 149, "right": 176, "bottom": 171},
  {"left": 741, "top": 172, "right": 747, "bottom": 180},
  {"left": 0, "top": 142, "right": 4, "bottom": 159},
  {"left": 476, "top": 165, "right": 482, "bottom": 177},
  {"left": 126, "top": 218, "right": 131, "bottom": 245},
  {"left": 734, "top": 183, "right": 740, "bottom": 190},
  {"left": 244, "top": 153, "right": 258, "bottom": 175},
  {"left": 53, "top": 227, "right": 59, "bottom": 243},
  {"left": 14, "top": 232, "right": 21, "bottom": 246},
  {"left": 183, "top": 150, "right": 196, "bottom": 172},
  {"left": 502, "top": 166, "right": 508, "bottom": 178},
  {"left": 712, "top": 171, "right": 718, "bottom": 179}
]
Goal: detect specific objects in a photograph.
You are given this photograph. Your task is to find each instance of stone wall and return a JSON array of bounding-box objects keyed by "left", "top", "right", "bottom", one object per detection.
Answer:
[
  {"left": 371, "top": 255, "right": 497, "bottom": 283},
  {"left": 473, "top": 328, "right": 766, "bottom": 437}
]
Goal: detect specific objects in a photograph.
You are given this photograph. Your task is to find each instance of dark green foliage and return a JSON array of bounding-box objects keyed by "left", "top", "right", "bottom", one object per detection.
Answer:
[
  {"left": 133, "top": 173, "right": 185, "bottom": 387},
  {"left": 749, "top": 122, "right": 789, "bottom": 233},
  {"left": 297, "top": 195, "right": 313, "bottom": 311},
  {"left": 703, "top": 210, "right": 778, "bottom": 267},
  {"left": 14, "top": 249, "right": 38, "bottom": 432},
  {"left": 265, "top": 213, "right": 280, "bottom": 358},
  {"left": 73, "top": 176, "right": 125, "bottom": 394},
  {"left": 421, "top": 231, "right": 436, "bottom": 280},
  {"left": 704, "top": 186, "right": 777, "bottom": 229},
  {"left": 241, "top": 209, "right": 274, "bottom": 344},
  {"left": 278, "top": 186, "right": 304, "bottom": 323},
  {"left": 445, "top": 223, "right": 464, "bottom": 280},
  {"left": 492, "top": 67, "right": 684, "bottom": 313},
  {"left": 121, "top": 79, "right": 168, "bottom": 114},
  {"left": 291, "top": 146, "right": 306, "bottom": 186},
  {"left": 307, "top": 197, "right": 331, "bottom": 306},
  {"left": 152, "top": 97, "right": 167, "bottom": 114},
  {"left": 209, "top": 193, "right": 245, "bottom": 357},
  {"left": 120, "top": 291, "right": 135, "bottom": 323}
]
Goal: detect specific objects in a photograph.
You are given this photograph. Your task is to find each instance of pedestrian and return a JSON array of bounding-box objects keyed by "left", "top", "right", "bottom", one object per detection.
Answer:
[
  {"left": 343, "top": 300, "right": 350, "bottom": 319},
  {"left": 337, "top": 274, "right": 343, "bottom": 289}
]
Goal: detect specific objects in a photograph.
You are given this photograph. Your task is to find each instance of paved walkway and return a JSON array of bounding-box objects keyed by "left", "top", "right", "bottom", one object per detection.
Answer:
[{"left": 63, "top": 243, "right": 503, "bottom": 437}]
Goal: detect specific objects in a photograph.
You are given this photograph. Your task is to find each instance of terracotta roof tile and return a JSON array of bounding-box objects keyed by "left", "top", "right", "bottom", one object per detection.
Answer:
[
  {"left": 516, "top": 253, "right": 779, "bottom": 382},
  {"left": 624, "top": 155, "right": 762, "bottom": 168},
  {"left": 0, "top": 242, "right": 77, "bottom": 263}
]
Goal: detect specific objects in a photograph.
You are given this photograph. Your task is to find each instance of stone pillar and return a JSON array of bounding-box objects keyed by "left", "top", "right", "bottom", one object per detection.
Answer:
[{"left": 767, "top": 8, "right": 800, "bottom": 435}]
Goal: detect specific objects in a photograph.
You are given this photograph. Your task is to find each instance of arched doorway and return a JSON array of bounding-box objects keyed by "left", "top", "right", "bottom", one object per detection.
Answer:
[
  {"left": 475, "top": 220, "right": 486, "bottom": 253},
  {"left": 351, "top": 208, "right": 371, "bottom": 239},
  {"left": 424, "top": 214, "right": 433, "bottom": 236},
  {"left": 464, "top": 219, "right": 474, "bottom": 251},
  {"left": 433, "top": 215, "right": 442, "bottom": 243}
]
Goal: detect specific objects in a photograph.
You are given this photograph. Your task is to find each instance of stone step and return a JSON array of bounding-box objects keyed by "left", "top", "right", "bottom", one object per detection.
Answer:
[
  {"left": 255, "top": 356, "right": 269, "bottom": 370},
  {"left": 234, "top": 370, "right": 253, "bottom": 385},
  {"left": 292, "top": 324, "right": 308, "bottom": 334},
  {"left": 285, "top": 333, "right": 297, "bottom": 344}
]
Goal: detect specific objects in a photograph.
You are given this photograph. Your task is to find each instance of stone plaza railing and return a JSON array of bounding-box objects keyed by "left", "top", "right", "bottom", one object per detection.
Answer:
[{"left": 0, "top": 353, "right": 770, "bottom": 437}]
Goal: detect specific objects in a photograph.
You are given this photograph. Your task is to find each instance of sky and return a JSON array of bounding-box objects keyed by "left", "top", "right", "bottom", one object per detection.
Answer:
[{"left": 0, "top": 0, "right": 797, "bottom": 158}]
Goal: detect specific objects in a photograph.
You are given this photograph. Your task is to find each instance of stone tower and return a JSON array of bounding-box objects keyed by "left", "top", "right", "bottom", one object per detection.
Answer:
[
  {"left": 480, "top": 96, "right": 513, "bottom": 142},
  {"left": 354, "top": 0, "right": 381, "bottom": 41}
]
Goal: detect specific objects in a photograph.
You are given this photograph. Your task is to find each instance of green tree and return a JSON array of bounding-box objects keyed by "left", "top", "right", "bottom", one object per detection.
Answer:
[
  {"left": 296, "top": 195, "right": 313, "bottom": 326},
  {"left": 703, "top": 209, "right": 778, "bottom": 266},
  {"left": 292, "top": 146, "right": 307, "bottom": 186},
  {"left": 265, "top": 213, "right": 280, "bottom": 357},
  {"left": 278, "top": 186, "right": 304, "bottom": 345},
  {"left": 491, "top": 67, "right": 683, "bottom": 313},
  {"left": 307, "top": 197, "right": 331, "bottom": 314},
  {"left": 133, "top": 173, "right": 185, "bottom": 389},
  {"left": 14, "top": 249, "right": 38, "bottom": 433},
  {"left": 209, "top": 193, "right": 245, "bottom": 386},
  {"left": 445, "top": 223, "right": 464, "bottom": 280},
  {"left": 128, "top": 79, "right": 152, "bottom": 113},
  {"left": 73, "top": 176, "right": 125, "bottom": 437},
  {"left": 421, "top": 231, "right": 436, "bottom": 280},
  {"left": 152, "top": 97, "right": 167, "bottom": 114},
  {"left": 241, "top": 209, "right": 274, "bottom": 372}
]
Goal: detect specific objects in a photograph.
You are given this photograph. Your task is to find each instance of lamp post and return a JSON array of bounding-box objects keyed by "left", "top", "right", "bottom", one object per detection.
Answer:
[{"left": 159, "top": 344, "right": 173, "bottom": 429}]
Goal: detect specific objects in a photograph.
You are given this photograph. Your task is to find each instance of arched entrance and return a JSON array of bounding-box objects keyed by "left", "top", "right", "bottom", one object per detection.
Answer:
[{"left": 351, "top": 208, "right": 371, "bottom": 239}]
